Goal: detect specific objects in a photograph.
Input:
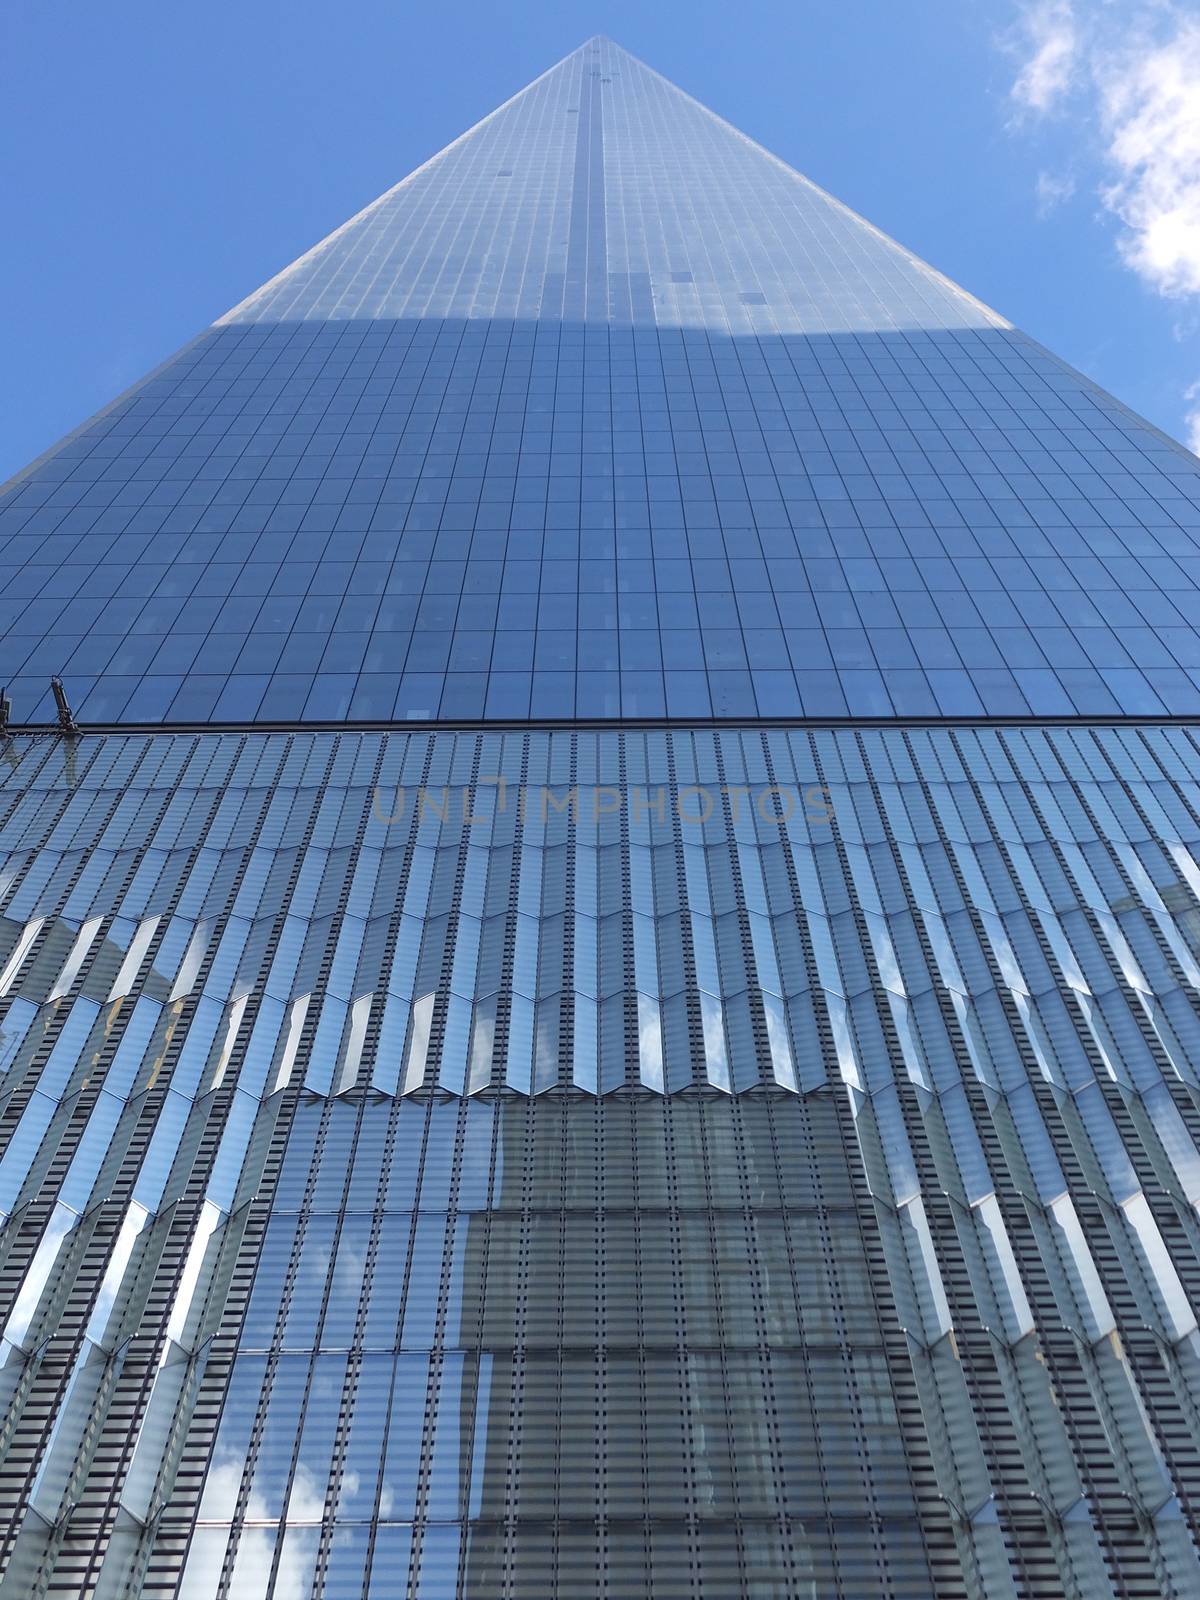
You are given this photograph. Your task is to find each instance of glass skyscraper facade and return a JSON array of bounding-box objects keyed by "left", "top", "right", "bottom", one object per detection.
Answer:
[{"left": 3, "top": 35, "right": 1200, "bottom": 1599}]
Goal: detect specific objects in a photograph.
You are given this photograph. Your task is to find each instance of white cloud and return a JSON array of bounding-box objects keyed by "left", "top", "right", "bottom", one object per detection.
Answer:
[
  {"left": 1005, "top": 3, "right": 1200, "bottom": 439},
  {"left": 1096, "top": 22, "right": 1200, "bottom": 297},
  {"left": 1035, "top": 169, "right": 1077, "bottom": 214},
  {"left": 1007, "top": 6, "right": 1200, "bottom": 294},
  {"left": 1184, "top": 381, "right": 1200, "bottom": 453},
  {"left": 1009, "top": 0, "right": 1080, "bottom": 114}
]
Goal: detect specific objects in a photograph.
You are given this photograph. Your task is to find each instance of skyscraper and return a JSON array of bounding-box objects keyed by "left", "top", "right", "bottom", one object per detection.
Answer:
[{"left": 4, "top": 31, "right": 1200, "bottom": 1595}]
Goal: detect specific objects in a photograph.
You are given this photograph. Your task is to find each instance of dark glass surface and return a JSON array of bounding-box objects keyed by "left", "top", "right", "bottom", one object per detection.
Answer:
[{"left": 3, "top": 39, "right": 1199, "bottom": 725}]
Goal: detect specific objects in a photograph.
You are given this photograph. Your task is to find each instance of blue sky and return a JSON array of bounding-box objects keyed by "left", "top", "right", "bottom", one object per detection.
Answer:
[{"left": 3, "top": 0, "right": 1199, "bottom": 483}]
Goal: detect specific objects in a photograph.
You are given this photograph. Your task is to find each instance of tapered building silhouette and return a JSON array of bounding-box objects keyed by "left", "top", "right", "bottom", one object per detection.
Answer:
[{"left": 4, "top": 35, "right": 1200, "bottom": 1599}]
